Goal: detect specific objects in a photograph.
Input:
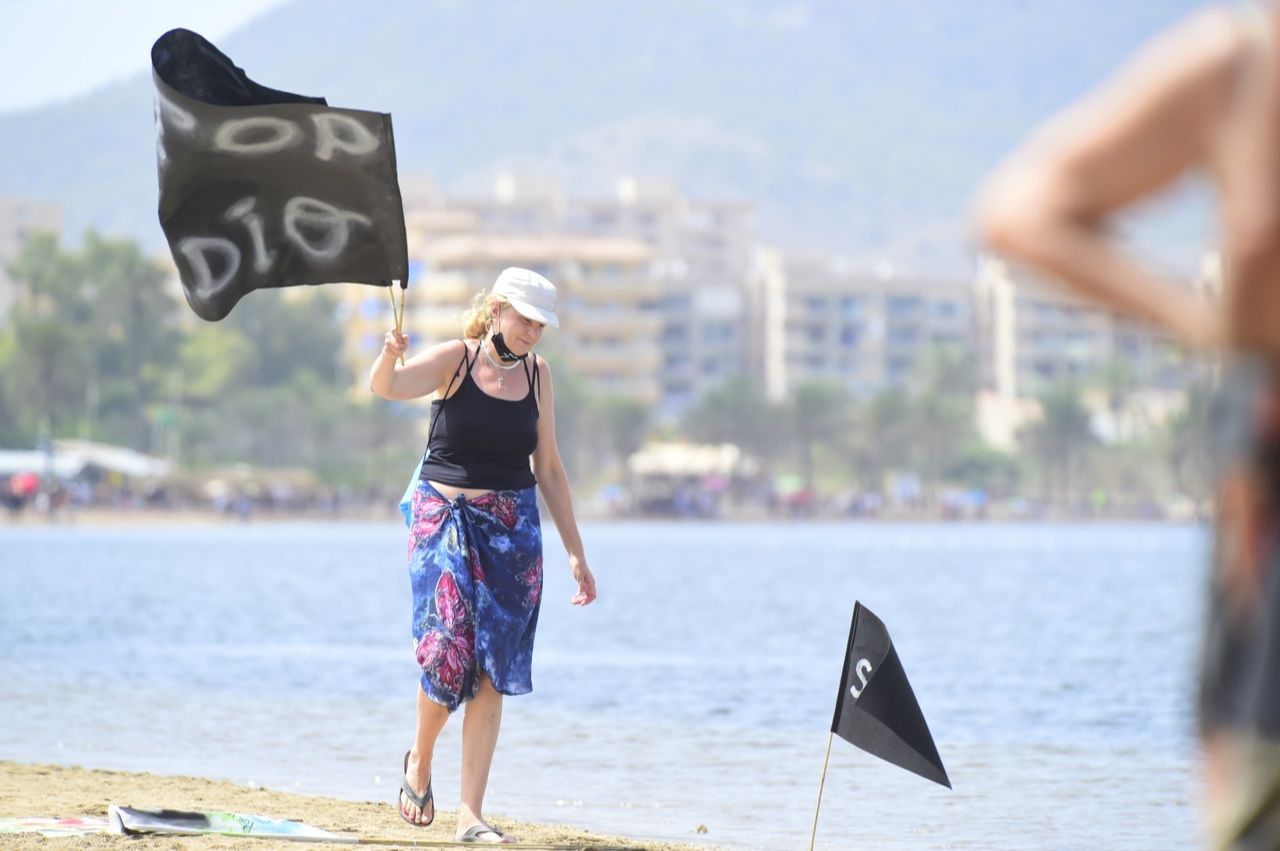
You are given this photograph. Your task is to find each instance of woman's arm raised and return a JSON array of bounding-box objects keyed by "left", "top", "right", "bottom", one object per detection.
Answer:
[{"left": 369, "top": 333, "right": 467, "bottom": 401}]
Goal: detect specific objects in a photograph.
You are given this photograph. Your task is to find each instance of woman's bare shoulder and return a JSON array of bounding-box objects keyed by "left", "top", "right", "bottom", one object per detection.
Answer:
[
  {"left": 532, "top": 354, "right": 555, "bottom": 383},
  {"left": 419, "top": 337, "right": 470, "bottom": 362}
]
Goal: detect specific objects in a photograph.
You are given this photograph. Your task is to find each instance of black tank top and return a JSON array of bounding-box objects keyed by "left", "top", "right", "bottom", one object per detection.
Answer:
[{"left": 419, "top": 341, "right": 540, "bottom": 490}]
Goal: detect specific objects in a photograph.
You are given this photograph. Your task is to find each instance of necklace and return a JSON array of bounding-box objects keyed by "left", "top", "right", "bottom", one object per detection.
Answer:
[{"left": 482, "top": 342, "right": 522, "bottom": 387}]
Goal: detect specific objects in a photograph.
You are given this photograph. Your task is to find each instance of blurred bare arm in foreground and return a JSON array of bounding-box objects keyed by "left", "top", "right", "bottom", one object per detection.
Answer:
[{"left": 973, "top": 7, "right": 1272, "bottom": 352}]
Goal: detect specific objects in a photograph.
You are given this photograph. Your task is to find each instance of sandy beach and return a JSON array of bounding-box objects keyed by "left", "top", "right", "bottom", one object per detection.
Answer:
[{"left": 0, "top": 761, "right": 706, "bottom": 850}]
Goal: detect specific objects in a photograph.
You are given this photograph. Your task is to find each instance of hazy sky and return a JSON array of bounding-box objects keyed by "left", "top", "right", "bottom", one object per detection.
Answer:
[{"left": 0, "top": 0, "right": 289, "bottom": 113}]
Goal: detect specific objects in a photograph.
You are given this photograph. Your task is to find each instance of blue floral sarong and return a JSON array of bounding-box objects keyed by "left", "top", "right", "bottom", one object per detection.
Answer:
[{"left": 408, "top": 481, "right": 543, "bottom": 711}]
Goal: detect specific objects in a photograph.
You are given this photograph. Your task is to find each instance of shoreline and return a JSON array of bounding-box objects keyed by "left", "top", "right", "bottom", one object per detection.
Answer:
[
  {"left": 1, "top": 505, "right": 1209, "bottom": 528},
  {"left": 0, "top": 761, "right": 706, "bottom": 850}
]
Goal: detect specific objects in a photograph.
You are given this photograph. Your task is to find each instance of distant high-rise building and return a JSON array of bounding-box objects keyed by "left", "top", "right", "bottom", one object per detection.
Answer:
[
  {"left": 356, "top": 174, "right": 757, "bottom": 414},
  {"left": 340, "top": 230, "right": 663, "bottom": 406},
  {"left": 757, "top": 251, "right": 972, "bottom": 401},
  {"left": 971, "top": 256, "right": 1191, "bottom": 399},
  {"left": 970, "top": 255, "right": 1199, "bottom": 447}
]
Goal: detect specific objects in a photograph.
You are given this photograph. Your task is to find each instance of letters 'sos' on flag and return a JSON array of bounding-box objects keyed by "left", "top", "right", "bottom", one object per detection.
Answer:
[
  {"left": 151, "top": 28, "right": 408, "bottom": 322},
  {"left": 831, "top": 601, "right": 950, "bottom": 788}
]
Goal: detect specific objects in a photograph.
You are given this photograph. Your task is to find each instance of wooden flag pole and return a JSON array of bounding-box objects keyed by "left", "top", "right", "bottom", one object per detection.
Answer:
[
  {"left": 387, "top": 285, "right": 406, "bottom": 365},
  {"left": 397, "top": 281, "right": 407, "bottom": 333},
  {"left": 386, "top": 285, "right": 399, "bottom": 330},
  {"left": 809, "top": 731, "right": 834, "bottom": 851}
]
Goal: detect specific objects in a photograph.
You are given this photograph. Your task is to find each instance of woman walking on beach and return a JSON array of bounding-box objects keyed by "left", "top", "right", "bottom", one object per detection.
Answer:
[
  {"left": 976, "top": 4, "right": 1280, "bottom": 846},
  {"left": 369, "top": 266, "right": 597, "bottom": 844}
]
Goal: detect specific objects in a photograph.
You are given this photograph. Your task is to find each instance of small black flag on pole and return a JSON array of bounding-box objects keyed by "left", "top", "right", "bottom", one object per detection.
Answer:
[
  {"left": 810, "top": 602, "right": 949, "bottom": 850},
  {"left": 831, "top": 601, "right": 950, "bottom": 788},
  {"left": 151, "top": 28, "right": 409, "bottom": 321}
]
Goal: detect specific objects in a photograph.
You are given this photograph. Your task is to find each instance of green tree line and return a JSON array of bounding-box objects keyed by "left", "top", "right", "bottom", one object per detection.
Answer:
[
  {"left": 0, "top": 233, "right": 664, "bottom": 502},
  {"left": 0, "top": 233, "right": 424, "bottom": 499},
  {"left": 676, "top": 349, "right": 1213, "bottom": 514}
]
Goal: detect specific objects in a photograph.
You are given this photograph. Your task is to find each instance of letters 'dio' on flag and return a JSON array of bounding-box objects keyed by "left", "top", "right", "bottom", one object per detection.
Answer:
[
  {"left": 151, "top": 28, "right": 408, "bottom": 321},
  {"left": 831, "top": 601, "right": 950, "bottom": 788}
]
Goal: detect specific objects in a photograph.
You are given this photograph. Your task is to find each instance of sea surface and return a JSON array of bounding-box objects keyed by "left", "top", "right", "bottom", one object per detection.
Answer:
[{"left": 0, "top": 520, "right": 1209, "bottom": 849}]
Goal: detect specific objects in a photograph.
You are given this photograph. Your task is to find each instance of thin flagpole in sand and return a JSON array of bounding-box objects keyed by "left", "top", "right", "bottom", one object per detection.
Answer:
[{"left": 809, "top": 731, "right": 834, "bottom": 851}]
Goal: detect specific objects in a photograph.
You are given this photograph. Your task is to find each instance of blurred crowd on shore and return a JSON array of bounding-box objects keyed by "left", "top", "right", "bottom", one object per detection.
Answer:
[{"left": 4, "top": 468, "right": 1201, "bottom": 526}]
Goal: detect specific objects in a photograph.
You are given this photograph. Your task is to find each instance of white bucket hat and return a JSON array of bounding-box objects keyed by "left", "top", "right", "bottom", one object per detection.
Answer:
[{"left": 490, "top": 267, "right": 559, "bottom": 328}]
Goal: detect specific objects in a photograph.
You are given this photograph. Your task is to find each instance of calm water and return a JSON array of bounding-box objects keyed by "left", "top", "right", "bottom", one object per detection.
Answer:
[{"left": 0, "top": 520, "right": 1208, "bottom": 849}]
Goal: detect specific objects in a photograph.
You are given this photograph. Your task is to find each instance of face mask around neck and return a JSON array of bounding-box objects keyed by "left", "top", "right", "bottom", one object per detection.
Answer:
[
  {"left": 490, "top": 306, "right": 526, "bottom": 362},
  {"left": 491, "top": 331, "right": 525, "bottom": 363}
]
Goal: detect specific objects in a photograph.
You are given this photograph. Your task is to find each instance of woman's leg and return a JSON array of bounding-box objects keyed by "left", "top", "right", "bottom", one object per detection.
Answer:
[
  {"left": 402, "top": 683, "right": 449, "bottom": 824},
  {"left": 457, "top": 675, "right": 512, "bottom": 839}
]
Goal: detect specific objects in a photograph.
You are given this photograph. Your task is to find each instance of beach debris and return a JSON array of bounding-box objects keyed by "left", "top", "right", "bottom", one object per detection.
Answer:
[
  {"left": 108, "top": 804, "right": 354, "bottom": 843},
  {"left": 0, "top": 816, "right": 109, "bottom": 837}
]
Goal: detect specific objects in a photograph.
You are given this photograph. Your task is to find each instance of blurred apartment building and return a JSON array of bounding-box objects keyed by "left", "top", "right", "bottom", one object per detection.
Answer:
[
  {"left": 756, "top": 250, "right": 972, "bottom": 401},
  {"left": 754, "top": 250, "right": 1198, "bottom": 447},
  {"left": 970, "top": 255, "right": 1197, "bottom": 448},
  {"left": 0, "top": 188, "right": 62, "bottom": 324},
  {"left": 341, "top": 174, "right": 753, "bottom": 415},
  {"left": 419, "top": 233, "right": 662, "bottom": 404},
  {"left": 971, "top": 256, "right": 1190, "bottom": 398}
]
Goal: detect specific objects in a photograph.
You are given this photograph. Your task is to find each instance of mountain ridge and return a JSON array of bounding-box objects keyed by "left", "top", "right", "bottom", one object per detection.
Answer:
[{"left": 0, "top": 0, "right": 1207, "bottom": 272}]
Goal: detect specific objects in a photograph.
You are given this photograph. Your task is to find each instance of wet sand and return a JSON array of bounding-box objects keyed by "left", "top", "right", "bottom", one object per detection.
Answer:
[{"left": 0, "top": 761, "right": 707, "bottom": 850}]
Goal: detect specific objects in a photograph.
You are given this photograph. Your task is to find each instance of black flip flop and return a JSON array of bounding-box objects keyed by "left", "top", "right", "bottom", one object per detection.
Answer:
[{"left": 397, "top": 750, "right": 434, "bottom": 827}]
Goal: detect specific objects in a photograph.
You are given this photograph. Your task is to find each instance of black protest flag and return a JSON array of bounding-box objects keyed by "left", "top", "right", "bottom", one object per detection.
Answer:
[
  {"left": 831, "top": 602, "right": 950, "bottom": 788},
  {"left": 151, "top": 28, "right": 408, "bottom": 321}
]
